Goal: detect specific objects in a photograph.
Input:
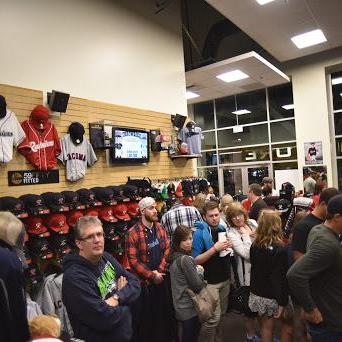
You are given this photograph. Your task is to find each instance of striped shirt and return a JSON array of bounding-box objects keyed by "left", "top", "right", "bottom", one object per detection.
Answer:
[{"left": 161, "top": 204, "right": 203, "bottom": 239}]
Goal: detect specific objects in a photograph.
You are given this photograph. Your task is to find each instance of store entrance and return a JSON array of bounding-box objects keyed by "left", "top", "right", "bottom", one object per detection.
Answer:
[{"left": 219, "top": 165, "right": 270, "bottom": 197}]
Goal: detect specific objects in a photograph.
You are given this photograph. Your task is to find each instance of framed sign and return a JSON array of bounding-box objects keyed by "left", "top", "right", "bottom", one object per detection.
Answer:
[
  {"left": 8, "top": 170, "right": 59, "bottom": 186},
  {"left": 304, "top": 141, "right": 323, "bottom": 165}
]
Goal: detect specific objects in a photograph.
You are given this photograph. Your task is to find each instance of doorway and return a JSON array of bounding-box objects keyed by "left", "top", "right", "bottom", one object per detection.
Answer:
[{"left": 219, "top": 165, "right": 270, "bottom": 197}]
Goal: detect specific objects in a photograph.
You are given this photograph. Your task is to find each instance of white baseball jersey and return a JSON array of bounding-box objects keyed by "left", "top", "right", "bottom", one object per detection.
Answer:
[
  {"left": 0, "top": 109, "right": 26, "bottom": 163},
  {"left": 58, "top": 134, "right": 97, "bottom": 182}
]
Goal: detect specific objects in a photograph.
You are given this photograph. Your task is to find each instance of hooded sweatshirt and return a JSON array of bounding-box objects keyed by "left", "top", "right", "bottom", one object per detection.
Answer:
[
  {"left": 0, "top": 212, "right": 29, "bottom": 342},
  {"left": 169, "top": 251, "right": 204, "bottom": 321},
  {"left": 62, "top": 251, "right": 140, "bottom": 342}
]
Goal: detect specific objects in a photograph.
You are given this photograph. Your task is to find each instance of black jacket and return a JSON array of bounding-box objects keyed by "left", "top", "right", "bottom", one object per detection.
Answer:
[
  {"left": 0, "top": 240, "right": 29, "bottom": 342},
  {"left": 62, "top": 252, "right": 140, "bottom": 342}
]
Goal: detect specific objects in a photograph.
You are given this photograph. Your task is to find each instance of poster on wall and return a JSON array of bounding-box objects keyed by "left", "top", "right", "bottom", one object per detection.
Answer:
[{"left": 304, "top": 141, "right": 323, "bottom": 165}]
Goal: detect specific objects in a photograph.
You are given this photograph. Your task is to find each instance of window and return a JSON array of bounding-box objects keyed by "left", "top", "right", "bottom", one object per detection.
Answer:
[
  {"left": 202, "top": 131, "right": 216, "bottom": 150},
  {"left": 198, "top": 168, "right": 219, "bottom": 195},
  {"left": 268, "top": 83, "right": 295, "bottom": 120},
  {"left": 219, "top": 145, "right": 269, "bottom": 164},
  {"left": 193, "top": 101, "right": 215, "bottom": 130},
  {"left": 198, "top": 151, "right": 217, "bottom": 167},
  {"left": 215, "top": 96, "right": 236, "bottom": 128},
  {"left": 272, "top": 142, "right": 297, "bottom": 161},
  {"left": 270, "top": 120, "right": 296, "bottom": 142},
  {"left": 217, "top": 124, "right": 269, "bottom": 148},
  {"left": 332, "top": 71, "right": 342, "bottom": 111}
]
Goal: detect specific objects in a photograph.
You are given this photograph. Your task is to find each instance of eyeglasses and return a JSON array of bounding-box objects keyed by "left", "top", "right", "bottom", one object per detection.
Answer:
[
  {"left": 232, "top": 214, "right": 244, "bottom": 220},
  {"left": 79, "top": 232, "right": 104, "bottom": 242}
]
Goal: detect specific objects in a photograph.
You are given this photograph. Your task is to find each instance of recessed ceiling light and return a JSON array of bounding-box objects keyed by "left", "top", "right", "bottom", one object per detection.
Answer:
[
  {"left": 256, "top": 0, "right": 275, "bottom": 5},
  {"left": 340, "top": 93, "right": 342, "bottom": 97},
  {"left": 291, "top": 29, "right": 327, "bottom": 49},
  {"left": 281, "top": 104, "right": 294, "bottom": 110},
  {"left": 216, "top": 70, "right": 249, "bottom": 83},
  {"left": 185, "top": 91, "right": 200, "bottom": 100},
  {"left": 332, "top": 77, "right": 342, "bottom": 85},
  {"left": 232, "top": 109, "right": 251, "bottom": 115}
]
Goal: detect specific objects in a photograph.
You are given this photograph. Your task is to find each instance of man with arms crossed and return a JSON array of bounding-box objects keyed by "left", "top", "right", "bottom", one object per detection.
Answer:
[
  {"left": 62, "top": 216, "right": 140, "bottom": 342},
  {"left": 287, "top": 194, "right": 342, "bottom": 342}
]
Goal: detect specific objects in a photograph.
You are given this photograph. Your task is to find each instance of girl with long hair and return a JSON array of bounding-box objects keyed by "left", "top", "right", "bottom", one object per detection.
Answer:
[{"left": 249, "top": 210, "right": 289, "bottom": 342}]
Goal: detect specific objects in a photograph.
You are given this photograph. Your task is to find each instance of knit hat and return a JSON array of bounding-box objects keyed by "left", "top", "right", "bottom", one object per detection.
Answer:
[
  {"left": 327, "top": 194, "right": 342, "bottom": 215},
  {"left": 138, "top": 197, "right": 155, "bottom": 211}
]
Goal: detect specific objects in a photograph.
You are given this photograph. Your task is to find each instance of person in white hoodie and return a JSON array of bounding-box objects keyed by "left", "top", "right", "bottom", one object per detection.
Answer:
[{"left": 226, "top": 202, "right": 259, "bottom": 342}]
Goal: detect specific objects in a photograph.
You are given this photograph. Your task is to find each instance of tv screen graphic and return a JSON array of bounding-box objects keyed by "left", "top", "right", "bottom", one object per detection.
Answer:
[{"left": 111, "top": 127, "right": 149, "bottom": 164}]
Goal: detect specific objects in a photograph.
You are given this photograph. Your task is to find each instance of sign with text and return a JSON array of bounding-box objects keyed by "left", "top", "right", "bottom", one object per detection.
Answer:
[{"left": 8, "top": 170, "right": 59, "bottom": 186}]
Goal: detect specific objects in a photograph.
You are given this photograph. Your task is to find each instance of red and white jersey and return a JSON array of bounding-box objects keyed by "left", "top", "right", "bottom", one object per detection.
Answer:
[
  {"left": 18, "top": 120, "right": 61, "bottom": 170},
  {"left": 0, "top": 109, "right": 26, "bottom": 163}
]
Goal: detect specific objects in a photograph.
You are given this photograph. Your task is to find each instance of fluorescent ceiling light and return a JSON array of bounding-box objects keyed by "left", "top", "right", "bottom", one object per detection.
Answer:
[
  {"left": 282, "top": 104, "right": 294, "bottom": 110},
  {"left": 291, "top": 29, "right": 327, "bottom": 49},
  {"left": 256, "top": 0, "right": 275, "bottom": 5},
  {"left": 216, "top": 70, "right": 249, "bottom": 83},
  {"left": 185, "top": 91, "right": 200, "bottom": 100},
  {"left": 232, "top": 109, "right": 251, "bottom": 115},
  {"left": 332, "top": 77, "right": 342, "bottom": 85},
  {"left": 340, "top": 93, "right": 342, "bottom": 97}
]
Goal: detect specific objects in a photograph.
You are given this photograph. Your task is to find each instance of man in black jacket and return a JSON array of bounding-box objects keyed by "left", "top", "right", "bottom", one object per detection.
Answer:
[
  {"left": 62, "top": 216, "right": 140, "bottom": 342},
  {"left": 248, "top": 183, "right": 268, "bottom": 221},
  {"left": 0, "top": 211, "right": 30, "bottom": 342}
]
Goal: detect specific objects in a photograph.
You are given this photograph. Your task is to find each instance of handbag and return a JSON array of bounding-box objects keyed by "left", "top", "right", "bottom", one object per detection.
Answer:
[{"left": 178, "top": 256, "right": 217, "bottom": 322}]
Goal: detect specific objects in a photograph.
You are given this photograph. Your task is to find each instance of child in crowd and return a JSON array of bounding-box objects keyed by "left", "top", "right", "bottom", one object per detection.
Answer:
[
  {"left": 249, "top": 210, "right": 289, "bottom": 342},
  {"left": 169, "top": 225, "right": 205, "bottom": 342},
  {"left": 29, "top": 314, "right": 62, "bottom": 341}
]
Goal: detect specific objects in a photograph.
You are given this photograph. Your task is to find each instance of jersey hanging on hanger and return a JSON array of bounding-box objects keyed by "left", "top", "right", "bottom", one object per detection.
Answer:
[{"left": 178, "top": 125, "right": 203, "bottom": 155}]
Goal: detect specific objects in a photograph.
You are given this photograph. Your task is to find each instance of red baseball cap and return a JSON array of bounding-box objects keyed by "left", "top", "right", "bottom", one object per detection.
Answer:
[
  {"left": 45, "top": 213, "right": 69, "bottom": 234},
  {"left": 84, "top": 208, "right": 99, "bottom": 217},
  {"left": 126, "top": 201, "right": 139, "bottom": 217},
  {"left": 66, "top": 210, "right": 84, "bottom": 228},
  {"left": 98, "top": 206, "right": 118, "bottom": 222},
  {"left": 175, "top": 183, "right": 183, "bottom": 198},
  {"left": 25, "top": 217, "right": 49, "bottom": 236},
  {"left": 182, "top": 196, "right": 194, "bottom": 206},
  {"left": 112, "top": 204, "right": 130, "bottom": 221}
]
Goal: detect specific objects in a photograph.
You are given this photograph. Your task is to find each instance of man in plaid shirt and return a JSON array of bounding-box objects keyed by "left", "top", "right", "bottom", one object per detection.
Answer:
[{"left": 126, "top": 197, "right": 176, "bottom": 342}]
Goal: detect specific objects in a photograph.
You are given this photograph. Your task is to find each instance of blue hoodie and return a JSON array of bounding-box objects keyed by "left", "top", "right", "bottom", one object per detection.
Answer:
[
  {"left": 192, "top": 221, "right": 226, "bottom": 258},
  {"left": 62, "top": 251, "right": 140, "bottom": 342}
]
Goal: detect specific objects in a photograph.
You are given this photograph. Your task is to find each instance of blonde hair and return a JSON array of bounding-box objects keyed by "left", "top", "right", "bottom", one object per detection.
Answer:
[
  {"left": 254, "top": 210, "right": 284, "bottom": 248},
  {"left": 220, "top": 194, "right": 234, "bottom": 213},
  {"left": 0, "top": 211, "right": 24, "bottom": 246},
  {"left": 193, "top": 193, "right": 207, "bottom": 212},
  {"left": 225, "top": 202, "right": 248, "bottom": 227},
  {"left": 29, "top": 315, "right": 61, "bottom": 338}
]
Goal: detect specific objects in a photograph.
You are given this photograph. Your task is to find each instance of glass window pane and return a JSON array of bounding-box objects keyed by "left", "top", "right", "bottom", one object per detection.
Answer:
[
  {"left": 219, "top": 145, "right": 270, "bottom": 164},
  {"left": 268, "top": 83, "right": 294, "bottom": 120},
  {"left": 222, "top": 168, "right": 243, "bottom": 196},
  {"left": 193, "top": 101, "right": 215, "bottom": 130},
  {"left": 248, "top": 167, "right": 269, "bottom": 185},
  {"left": 270, "top": 120, "right": 296, "bottom": 142},
  {"left": 337, "top": 159, "right": 342, "bottom": 190},
  {"left": 197, "top": 168, "right": 219, "bottom": 195},
  {"left": 334, "top": 112, "right": 342, "bottom": 135},
  {"left": 215, "top": 96, "right": 236, "bottom": 128},
  {"left": 336, "top": 138, "right": 342, "bottom": 157},
  {"left": 198, "top": 151, "right": 217, "bottom": 167},
  {"left": 271, "top": 142, "right": 297, "bottom": 161},
  {"left": 202, "top": 131, "right": 216, "bottom": 150},
  {"left": 332, "top": 71, "right": 342, "bottom": 111},
  {"left": 217, "top": 124, "right": 269, "bottom": 148}
]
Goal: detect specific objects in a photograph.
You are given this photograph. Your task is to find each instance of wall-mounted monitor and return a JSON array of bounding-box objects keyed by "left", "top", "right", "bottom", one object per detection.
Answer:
[{"left": 110, "top": 127, "right": 149, "bottom": 164}]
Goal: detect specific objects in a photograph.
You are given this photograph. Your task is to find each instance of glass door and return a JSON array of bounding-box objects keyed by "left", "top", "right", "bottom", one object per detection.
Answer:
[{"left": 221, "top": 168, "right": 244, "bottom": 196}]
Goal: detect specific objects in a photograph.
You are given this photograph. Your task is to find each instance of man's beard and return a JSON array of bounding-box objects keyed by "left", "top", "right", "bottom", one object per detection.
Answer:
[{"left": 144, "top": 212, "right": 158, "bottom": 223}]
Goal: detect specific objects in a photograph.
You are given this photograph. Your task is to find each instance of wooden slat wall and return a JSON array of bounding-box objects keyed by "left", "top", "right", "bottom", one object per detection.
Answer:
[{"left": 0, "top": 84, "right": 194, "bottom": 197}]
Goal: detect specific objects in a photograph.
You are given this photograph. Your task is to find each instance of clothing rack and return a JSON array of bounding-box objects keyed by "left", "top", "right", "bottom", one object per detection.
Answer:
[{"left": 154, "top": 176, "right": 199, "bottom": 183}]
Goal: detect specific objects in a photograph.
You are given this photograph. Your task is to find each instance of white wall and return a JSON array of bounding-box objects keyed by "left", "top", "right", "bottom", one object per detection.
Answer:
[
  {"left": 0, "top": 0, "right": 187, "bottom": 115},
  {"left": 285, "top": 51, "right": 342, "bottom": 189}
]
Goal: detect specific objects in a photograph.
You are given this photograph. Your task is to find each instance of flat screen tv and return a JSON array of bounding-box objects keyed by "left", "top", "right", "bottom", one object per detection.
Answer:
[{"left": 110, "top": 127, "right": 149, "bottom": 164}]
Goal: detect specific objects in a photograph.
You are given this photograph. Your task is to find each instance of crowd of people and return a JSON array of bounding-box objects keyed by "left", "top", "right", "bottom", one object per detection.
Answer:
[{"left": 1, "top": 176, "right": 342, "bottom": 342}]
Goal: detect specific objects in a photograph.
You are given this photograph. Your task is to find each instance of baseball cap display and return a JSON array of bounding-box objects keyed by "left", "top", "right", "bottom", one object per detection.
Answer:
[
  {"left": 182, "top": 196, "right": 194, "bottom": 206},
  {"left": 123, "top": 185, "right": 141, "bottom": 201},
  {"left": 61, "top": 191, "right": 84, "bottom": 210},
  {"left": 76, "top": 188, "right": 97, "bottom": 207},
  {"left": 175, "top": 183, "right": 183, "bottom": 198},
  {"left": 49, "top": 234, "right": 72, "bottom": 255},
  {"left": 103, "top": 221, "right": 120, "bottom": 241},
  {"left": 83, "top": 208, "right": 99, "bottom": 217},
  {"left": 91, "top": 187, "right": 116, "bottom": 206},
  {"left": 28, "top": 237, "right": 53, "bottom": 260},
  {"left": 0, "top": 196, "right": 28, "bottom": 218},
  {"left": 25, "top": 217, "right": 49, "bottom": 237},
  {"left": 182, "top": 180, "right": 194, "bottom": 197},
  {"left": 113, "top": 220, "right": 129, "bottom": 235},
  {"left": 20, "top": 194, "right": 50, "bottom": 216},
  {"left": 45, "top": 213, "right": 69, "bottom": 234},
  {"left": 126, "top": 201, "right": 139, "bottom": 217},
  {"left": 66, "top": 210, "right": 84, "bottom": 228},
  {"left": 41, "top": 192, "right": 69, "bottom": 212},
  {"left": 24, "top": 263, "right": 43, "bottom": 286},
  {"left": 98, "top": 206, "right": 118, "bottom": 222},
  {"left": 112, "top": 203, "right": 130, "bottom": 221}
]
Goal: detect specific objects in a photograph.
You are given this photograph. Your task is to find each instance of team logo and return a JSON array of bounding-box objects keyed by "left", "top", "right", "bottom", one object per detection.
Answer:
[{"left": 11, "top": 172, "right": 23, "bottom": 185}]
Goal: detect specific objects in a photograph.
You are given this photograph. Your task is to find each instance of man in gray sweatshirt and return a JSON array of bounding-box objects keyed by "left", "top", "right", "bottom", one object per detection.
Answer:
[{"left": 287, "top": 194, "right": 342, "bottom": 342}]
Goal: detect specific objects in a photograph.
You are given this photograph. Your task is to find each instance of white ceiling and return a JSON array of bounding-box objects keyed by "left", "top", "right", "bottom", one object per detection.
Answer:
[
  {"left": 186, "top": 51, "right": 289, "bottom": 104},
  {"left": 205, "top": 0, "right": 342, "bottom": 62}
]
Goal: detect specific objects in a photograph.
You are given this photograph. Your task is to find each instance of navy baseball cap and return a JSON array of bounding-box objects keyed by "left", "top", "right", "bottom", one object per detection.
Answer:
[
  {"left": 20, "top": 194, "right": 49, "bottom": 216},
  {"left": 41, "top": 192, "right": 68, "bottom": 212},
  {"left": 28, "top": 236, "right": 53, "bottom": 260},
  {"left": 0, "top": 196, "right": 28, "bottom": 218},
  {"left": 91, "top": 187, "right": 115, "bottom": 206},
  {"left": 77, "top": 188, "right": 97, "bottom": 207},
  {"left": 61, "top": 191, "right": 84, "bottom": 210}
]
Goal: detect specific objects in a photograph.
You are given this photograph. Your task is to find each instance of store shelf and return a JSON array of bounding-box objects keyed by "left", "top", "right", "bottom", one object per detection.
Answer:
[{"left": 169, "top": 154, "right": 202, "bottom": 159}]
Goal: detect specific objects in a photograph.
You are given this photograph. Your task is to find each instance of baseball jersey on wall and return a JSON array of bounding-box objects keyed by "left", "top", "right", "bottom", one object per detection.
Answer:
[
  {"left": 0, "top": 109, "right": 26, "bottom": 163},
  {"left": 178, "top": 126, "right": 203, "bottom": 155},
  {"left": 58, "top": 134, "right": 97, "bottom": 182},
  {"left": 18, "top": 120, "right": 61, "bottom": 170}
]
